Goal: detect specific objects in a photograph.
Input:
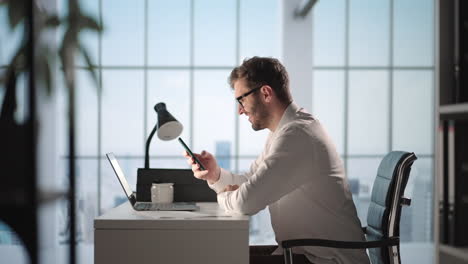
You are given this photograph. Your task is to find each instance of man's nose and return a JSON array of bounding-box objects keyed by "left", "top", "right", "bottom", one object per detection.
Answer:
[{"left": 237, "top": 104, "right": 245, "bottom": 115}]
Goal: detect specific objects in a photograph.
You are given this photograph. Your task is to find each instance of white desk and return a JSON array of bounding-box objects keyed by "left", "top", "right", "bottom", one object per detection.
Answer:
[{"left": 94, "top": 202, "right": 249, "bottom": 264}]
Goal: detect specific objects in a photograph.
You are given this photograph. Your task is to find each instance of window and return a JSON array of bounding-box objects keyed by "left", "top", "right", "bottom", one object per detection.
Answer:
[
  {"left": 54, "top": 1, "right": 282, "bottom": 261},
  {"left": 1, "top": 1, "right": 434, "bottom": 262},
  {"left": 312, "top": 0, "right": 434, "bottom": 262}
]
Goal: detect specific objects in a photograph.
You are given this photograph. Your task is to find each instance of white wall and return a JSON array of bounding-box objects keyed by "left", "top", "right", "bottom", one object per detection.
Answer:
[{"left": 281, "top": 0, "right": 314, "bottom": 111}]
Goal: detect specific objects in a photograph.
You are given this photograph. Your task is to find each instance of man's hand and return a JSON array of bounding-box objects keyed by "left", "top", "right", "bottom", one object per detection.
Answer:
[
  {"left": 183, "top": 150, "right": 221, "bottom": 185},
  {"left": 221, "top": 185, "right": 239, "bottom": 193}
]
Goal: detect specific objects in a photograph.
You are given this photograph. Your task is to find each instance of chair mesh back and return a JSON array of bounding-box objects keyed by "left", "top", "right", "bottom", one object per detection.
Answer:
[{"left": 366, "top": 151, "right": 415, "bottom": 264}]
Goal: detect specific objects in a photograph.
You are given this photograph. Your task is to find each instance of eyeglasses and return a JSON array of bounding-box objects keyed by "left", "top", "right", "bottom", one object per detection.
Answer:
[{"left": 236, "top": 86, "right": 262, "bottom": 108}]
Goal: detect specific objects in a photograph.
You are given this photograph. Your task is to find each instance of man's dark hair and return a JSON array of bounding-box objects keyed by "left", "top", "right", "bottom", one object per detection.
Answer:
[{"left": 228, "top": 57, "right": 292, "bottom": 105}]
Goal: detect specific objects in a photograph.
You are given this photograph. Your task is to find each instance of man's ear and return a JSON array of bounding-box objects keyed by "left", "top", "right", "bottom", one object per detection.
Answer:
[{"left": 261, "top": 85, "right": 274, "bottom": 103}]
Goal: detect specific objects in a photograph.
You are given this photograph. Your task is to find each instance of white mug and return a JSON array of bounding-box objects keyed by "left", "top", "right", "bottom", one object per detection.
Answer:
[{"left": 151, "top": 183, "right": 174, "bottom": 204}]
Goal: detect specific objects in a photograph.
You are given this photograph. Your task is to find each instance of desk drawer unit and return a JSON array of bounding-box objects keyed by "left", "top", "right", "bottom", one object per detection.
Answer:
[{"left": 94, "top": 203, "right": 249, "bottom": 264}]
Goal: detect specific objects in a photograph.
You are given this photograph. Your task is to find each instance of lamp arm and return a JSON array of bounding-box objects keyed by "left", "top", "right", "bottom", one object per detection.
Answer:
[{"left": 145, "top": 122, "right": 158, "bottom": 169}]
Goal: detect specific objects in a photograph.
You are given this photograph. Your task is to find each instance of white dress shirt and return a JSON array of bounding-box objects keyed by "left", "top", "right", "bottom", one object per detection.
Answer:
[{"left": 209, "top": 103, "right": 370, "bottom": 264}]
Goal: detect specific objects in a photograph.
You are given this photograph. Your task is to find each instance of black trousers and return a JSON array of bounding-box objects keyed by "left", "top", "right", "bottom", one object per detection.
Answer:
[{"left": 249, "top": 246, "right": 313, "bottom": 264}]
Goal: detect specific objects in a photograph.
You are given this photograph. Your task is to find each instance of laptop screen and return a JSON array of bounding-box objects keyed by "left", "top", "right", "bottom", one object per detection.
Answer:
[{"left": 106, "top": 153, "right": 134, "bottom": 199}]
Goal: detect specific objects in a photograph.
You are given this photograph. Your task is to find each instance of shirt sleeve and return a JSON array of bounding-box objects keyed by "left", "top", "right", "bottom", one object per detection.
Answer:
[
  {"left": 217, "top": 127, "right": 314, "bottom": 215},
  {"left": 208, "top": 137, "right": 270, "bottom": 193},
  {"left": 208, "top": 168, "right": 249, "bottom": 193}
]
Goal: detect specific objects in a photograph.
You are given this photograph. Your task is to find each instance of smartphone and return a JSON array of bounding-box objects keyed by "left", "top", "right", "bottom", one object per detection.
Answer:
[{"left": 178, "top": 137, "right": 206, "bottom": 171}]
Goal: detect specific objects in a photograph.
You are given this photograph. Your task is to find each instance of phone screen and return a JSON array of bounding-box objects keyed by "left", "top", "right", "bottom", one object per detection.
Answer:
[{"left": 178, "top": 137, "right": 206, "bottom": 171}]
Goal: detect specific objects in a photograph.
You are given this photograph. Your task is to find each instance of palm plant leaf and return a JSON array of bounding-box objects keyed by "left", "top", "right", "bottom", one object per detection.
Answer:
[{"left": 78, "top": 42, "right": 99, "bottom": 88}]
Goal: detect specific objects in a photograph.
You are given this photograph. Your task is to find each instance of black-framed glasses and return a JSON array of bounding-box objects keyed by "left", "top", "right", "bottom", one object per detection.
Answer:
[{"left": 236, "top": 86, "right": 262, "bottom": 108}]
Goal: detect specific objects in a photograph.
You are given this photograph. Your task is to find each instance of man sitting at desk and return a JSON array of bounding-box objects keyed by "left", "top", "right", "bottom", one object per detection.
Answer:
[{"left": 183, "top": 56, "right": 370, "bottom": 264}]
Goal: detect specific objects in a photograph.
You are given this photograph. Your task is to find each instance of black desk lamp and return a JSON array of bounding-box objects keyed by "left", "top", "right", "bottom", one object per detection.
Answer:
[
  {"left": 136, "top": 103, "right": 217, "bottom": 203},
  {"left": 144, "top": 102, "right": 183, "bottom": 169}
]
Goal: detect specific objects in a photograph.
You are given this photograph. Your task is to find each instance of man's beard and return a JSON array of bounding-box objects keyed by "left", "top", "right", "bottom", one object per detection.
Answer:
[{"left": 249, "top": 98, "right": 269, "bottom": 131}]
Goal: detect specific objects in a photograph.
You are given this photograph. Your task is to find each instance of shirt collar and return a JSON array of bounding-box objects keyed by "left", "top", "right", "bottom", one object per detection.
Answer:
[{"left": 274, "top": 102, "right": 301, "bottom": 133}]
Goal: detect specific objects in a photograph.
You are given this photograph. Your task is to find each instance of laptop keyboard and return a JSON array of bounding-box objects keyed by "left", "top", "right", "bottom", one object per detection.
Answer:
[{"left": 135, "top": 202, "right": 196, "bottom": 211}]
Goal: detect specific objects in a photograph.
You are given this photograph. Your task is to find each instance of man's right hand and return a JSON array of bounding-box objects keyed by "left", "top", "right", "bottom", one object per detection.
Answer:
[{"left": 183, "top": 150, "right": 221, "bottom": 185}]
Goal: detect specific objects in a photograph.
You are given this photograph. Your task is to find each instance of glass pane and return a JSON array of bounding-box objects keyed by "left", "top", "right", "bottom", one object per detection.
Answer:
[
  {"left": 147, "top": 157, "right": 190, "bottom": 170},
  {"left": 400, "top": 242, "right": 434, "bottom": 263},
  {"left": 346, "top": 157, "right": 382, "bottom": 225},
  {"left": 312, "top": 70, "right": 345, "bottom": 154},
  {"left": 101, "top": 70, "right": 144, "bottom": 156},
  {"left": 193, "top": 70, "right": 235, "bottom": 155},
  {"left": 148, "top": 0, "right": 190, "bottom": 66},
  {"left": 56, "top": 73, "right": 67, "bottom": 157},
  {"left": 348, "top": 70, "right": 389, "bottom": 155},
  {"left": 40, "top": 160, "right": 94, "bottom": 264},
  {"left": 312, "top": 0, "right": 345, "bottom": 66},
  {"left": 13, "top": 73, "right": 28, "bottom": 125},
  {"left": 400, "top": 157, "right": 434, "bottom": 262},
  {"left": 76, "top": 159, "right": 98, "bottom": 263},
  {"left": 57, "top": 70, "right": 99, "bottom": 156},
  {"left": 147, "top": 70, "right": 190, "bottom": 161},
  {"left": 239, "top": 0, "right": 280, "bottom": 61},
  {"left": 394, "top": 0, "right": 434, "bottom": 66},
  {"left": 194, "top": 0, "right": 236, "bottom": 66},
  {"left": 238, "top": 157, "right": 254, "bottom": 174},
  {"left": 400, "top": 157, "right": 433, "bottom": 242},
  {"left": 56, "top": 70, "right": 100, "bottom": 157},
  {"left": 215, "top": 142, "right": 234, "bottom": 171},
  {"left": 39, "top": 157, "right": 69, "bottom": 263},
  {"left": 101, "top": 157, "right": 142, "bottom": 212},
  {"left": 249, "top": 208, "right": 276, "bottom": 245},
  {"left": 77, "top": 70, "right": 99, "bottom": 156},
  {"left": 39, "top": 198, "right": 68, "bottom": 263},
  {"left": 349, "top": 0, "right": 389, "bottom": 66},
  {"left": 392, "top": 70, "right": 433, "bottom": 155},
  {"left": 0, "top": 6, "right": 23, "bottom": 66},
  {"left": 239, "top": 118, "right": 269, "bottom": 156},
  {"left": 0, "top": 221, "right": 29, "bottom": 264},
  {"left": 238, "top": 158, "right": 276, "bottom": 245},
  {"left": 102, "top": 0, "right": 144, "bottom": 66}
]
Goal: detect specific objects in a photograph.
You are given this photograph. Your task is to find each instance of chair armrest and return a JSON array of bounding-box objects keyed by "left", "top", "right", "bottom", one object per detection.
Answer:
[{"left": 281, "top": 236, "right": 399, "bottom": 249}]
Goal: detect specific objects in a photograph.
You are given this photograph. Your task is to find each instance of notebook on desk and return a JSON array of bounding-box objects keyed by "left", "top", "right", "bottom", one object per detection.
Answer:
[{"left": 106, "top": 152, "right": 199, "bottom": 211}]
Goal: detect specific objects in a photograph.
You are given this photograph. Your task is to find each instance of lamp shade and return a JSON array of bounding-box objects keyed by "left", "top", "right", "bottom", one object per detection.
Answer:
[{"left": 155, "top": 103, "right": 183, "bottom": 140}]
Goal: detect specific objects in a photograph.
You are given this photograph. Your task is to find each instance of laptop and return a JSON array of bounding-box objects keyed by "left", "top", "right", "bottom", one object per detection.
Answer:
[{"left": 106, "top": 152, "right": 199, "bottom": 211}]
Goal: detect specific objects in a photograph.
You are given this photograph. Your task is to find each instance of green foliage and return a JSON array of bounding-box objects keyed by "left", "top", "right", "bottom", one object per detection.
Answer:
[
  {"left": 7, "top": 0, "right": 26, "bottom": 29},
  {"left": 0, "top": 0, "right": 102, "bottom": 100}
]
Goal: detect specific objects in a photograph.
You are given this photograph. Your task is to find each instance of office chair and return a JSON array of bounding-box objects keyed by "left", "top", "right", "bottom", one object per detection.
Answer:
[{"left": 282, "top": 151, "right": 417, "bottom": 264}]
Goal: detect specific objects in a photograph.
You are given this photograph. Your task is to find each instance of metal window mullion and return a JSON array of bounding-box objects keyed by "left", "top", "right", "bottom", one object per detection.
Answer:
[
  {"left": 189, "top": 0, "right": 194, "bottom": 147},
  {"left": 430, "top": 0, "right": 436, "bottom": 240},
  {"left": 313, "top": 66, "right": 434, "bottom": 70},
  {"left": 311, "top": 2, "right": 315, "bottom": 127},
  {"left": 64, "top": 153, "right": 434, "bottom": 159},
  {"left": 430, "top": 1, "right": 437, "bottom": 242},
  {"left": 72, "top": 65, "right": 243, "bottom": 70},
  {"left": 344, "top": 0, "right": 350, "bottom": 172},
  {"left": 144, "top": 0, "right": 149, "bottom": 160},
  {"left": 389, "top": 0, "right": 394, "bottom": 153},
  {"left": 97, "top": 0, "right": 103, "bottom": 216},
  {"left": 234, "top": 0, "right": 240, "bottom": 173}
]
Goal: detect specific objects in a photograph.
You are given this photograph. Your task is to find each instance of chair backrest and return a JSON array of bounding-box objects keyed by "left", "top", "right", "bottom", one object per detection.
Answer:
[{"left": 366, "top": 151, "right": 417, "bottom": 264}]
